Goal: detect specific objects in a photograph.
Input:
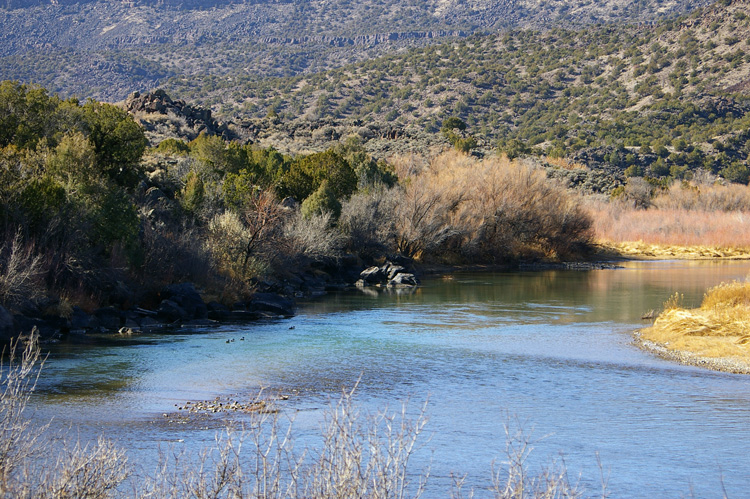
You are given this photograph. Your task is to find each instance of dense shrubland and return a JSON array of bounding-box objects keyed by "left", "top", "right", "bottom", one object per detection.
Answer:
[
  {"left": 0, "top": 81, "right": 596, "bottom": 317},
  {"left": 382, "top": 152, "right": 593, "bottom": 262}
]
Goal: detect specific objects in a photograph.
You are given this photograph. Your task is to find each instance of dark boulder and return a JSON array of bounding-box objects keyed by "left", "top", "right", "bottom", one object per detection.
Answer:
[
  {"left": 207, "top": 301, "right": 231, "bottom": 321},
  {"left": 360, "top": 266, "right": 387, "bottom": 284},
  {"left": 156, "top": 299, "right": 188, "bottom": 323},
  {"left": 93, "top": 306, "right": 123, "bottom": 330},
  {"left": 70, "top": 306, "right": 92, "bottom": 330},
  {"left": 248, "top": 293, "right": 295, "bottom": 316},
  {"left": 161, "top": 283, "right": 207, "bottom": 319},
  {"left": 12, "top": 315, "right": 59, "bottom": 340}
]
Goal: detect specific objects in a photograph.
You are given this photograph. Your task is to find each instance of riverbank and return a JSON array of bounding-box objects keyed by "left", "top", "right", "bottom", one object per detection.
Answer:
[
  {"left": 633, "top": 333, "right": 750, "bottom": 374},
  {"left": 636, "top": 280, "right": 750, "bottom": 374},
  {"left": 595, "top": 241, "right": 750, "bottom": 260}
]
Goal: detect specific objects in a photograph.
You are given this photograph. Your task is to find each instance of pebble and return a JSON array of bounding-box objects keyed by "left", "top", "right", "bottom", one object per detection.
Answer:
[
  {"left": 176, "top": 396, "right": 281, "bottom": 414},
  {"left": 633, "top": 333, "right": 750, "bottom": 374}
]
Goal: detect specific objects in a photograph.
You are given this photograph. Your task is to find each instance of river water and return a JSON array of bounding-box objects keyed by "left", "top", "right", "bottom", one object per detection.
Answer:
[{"left": 29, "top": 260, "right": 750, "bottom": 498}]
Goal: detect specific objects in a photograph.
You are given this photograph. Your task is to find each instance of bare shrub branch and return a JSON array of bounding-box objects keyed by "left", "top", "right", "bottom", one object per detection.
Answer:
[
  {"left": 339, "top": 188, "right": 398, "bottom": 259},
  {"left": 283, "top": 210, "right": 346, "bottom": 263},
  {"left": 0, "top": 232, "right": 45, "bottom": 308}
]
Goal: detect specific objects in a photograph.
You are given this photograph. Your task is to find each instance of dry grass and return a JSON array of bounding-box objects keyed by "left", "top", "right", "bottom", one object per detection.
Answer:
[
  {"left": 653, "top": 182, "right": 750, "bottom": 212},
  {"left": 596, "top": 241, "right": 750, "bottom": 260},
  {"left": 587, "top": 181, "right": 750, "bottom": 258},
  {"left": 587, "top": 197, "right": 750, "bottom": 257},
  {"left": 640, "top": 281, "right": 750, "bottom": 365}
]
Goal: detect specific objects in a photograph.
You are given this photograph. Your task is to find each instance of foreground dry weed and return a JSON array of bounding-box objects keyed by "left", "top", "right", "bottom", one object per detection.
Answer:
[
  {"left": 2, "top": 333, "right": 601, "bottom": 498},
  {"left": 0, "top": 332, "right": 129, "bottom": 498},
  {"left": 640, "top": 281, "right": 750, "bottom": 369}
]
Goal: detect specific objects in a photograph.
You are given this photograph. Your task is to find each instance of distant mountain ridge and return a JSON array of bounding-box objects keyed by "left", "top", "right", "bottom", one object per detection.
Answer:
[
  {"left": 0, "top": 0, "right": 711, "bottom": 101},
  {"left": 3, "top": 0, "right": 281, "bottom": 9}
]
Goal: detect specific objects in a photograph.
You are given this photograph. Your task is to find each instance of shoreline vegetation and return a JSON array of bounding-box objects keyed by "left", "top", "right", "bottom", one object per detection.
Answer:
[
  {"left": 1, "top": 81, "right": 595, "bottom": 344},
  {"left": 636, "top": 280, "right": 750, "bottom": 374},
  {"left": 2, "top": 81, "right": 750, "bottom": 348},
  {"left": 596, "top": 241, "right": 750, "bottom": 260}
]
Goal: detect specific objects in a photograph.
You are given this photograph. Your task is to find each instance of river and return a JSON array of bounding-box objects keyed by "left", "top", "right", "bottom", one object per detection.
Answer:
[{"left": 29, "top": 260, "right": 750, "bottom": 498}]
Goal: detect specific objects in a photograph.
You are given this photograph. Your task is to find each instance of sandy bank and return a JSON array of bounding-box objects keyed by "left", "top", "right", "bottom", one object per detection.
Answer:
[{"left": 633, "top": 332, "right": 750, "bottom": 375}]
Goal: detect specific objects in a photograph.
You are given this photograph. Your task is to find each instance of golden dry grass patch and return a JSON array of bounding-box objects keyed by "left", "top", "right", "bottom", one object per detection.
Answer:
[
  {"left": 596, "top": 240, "right": 750, "bottom": 260},
  {"left": 640, "top": 281, "right": 750, "bottom": 369}
]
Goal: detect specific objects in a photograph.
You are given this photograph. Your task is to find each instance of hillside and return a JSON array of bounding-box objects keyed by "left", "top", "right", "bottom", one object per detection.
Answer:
[
  {"left": 0, "top": 0, "right": 709, "bottom": 101},
  {"left": 151, "top": 0, "right": 750, "bottom": 185}
]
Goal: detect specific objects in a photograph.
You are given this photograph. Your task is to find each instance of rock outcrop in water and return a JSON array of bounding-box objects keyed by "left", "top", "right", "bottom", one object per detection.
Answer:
[{"left": 355, "top": 261, "right": 420, "bottom": 289}]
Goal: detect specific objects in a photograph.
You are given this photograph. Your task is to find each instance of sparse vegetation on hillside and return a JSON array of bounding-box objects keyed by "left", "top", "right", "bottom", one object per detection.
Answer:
[
  {"left": 154, "top": 0, "right": 750, "bottom": 185},
  {"left": 0, "top": 0, "right": 710, "bottom": 101},
  {"left": 4, "top": 0, "right": 749, "bottom": 186}
]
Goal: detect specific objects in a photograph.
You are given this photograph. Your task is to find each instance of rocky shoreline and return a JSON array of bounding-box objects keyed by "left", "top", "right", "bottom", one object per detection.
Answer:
[
  {"left": 0, "top": 255, "right": 627, "bottom": 346},
  {"left": 0, "top": 258, "right": 424, "bottom": 346},
  {"left": 633, "top": 332, "right": 750, "bottom": 375},
  {"left": 0, "top": 283, "right": 299, "bottom": 345}
]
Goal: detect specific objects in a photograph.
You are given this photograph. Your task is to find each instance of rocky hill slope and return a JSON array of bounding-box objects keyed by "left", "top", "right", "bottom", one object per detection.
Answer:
[
  {"left": 151, "top": 0, "right": 747, "bottom": 184},
  {"left": 0, "top": 0, "right": 710, "bottom": 101}
]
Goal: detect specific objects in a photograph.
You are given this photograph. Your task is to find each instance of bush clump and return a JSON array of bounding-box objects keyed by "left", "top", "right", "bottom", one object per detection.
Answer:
[{"left": 387, "top": 151, "right": 593, "bottom": 262}]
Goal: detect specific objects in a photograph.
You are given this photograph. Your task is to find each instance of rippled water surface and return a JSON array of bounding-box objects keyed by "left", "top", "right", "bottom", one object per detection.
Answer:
[{"left": 31, "top": 260, "right": 750, "bottom": 497}]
